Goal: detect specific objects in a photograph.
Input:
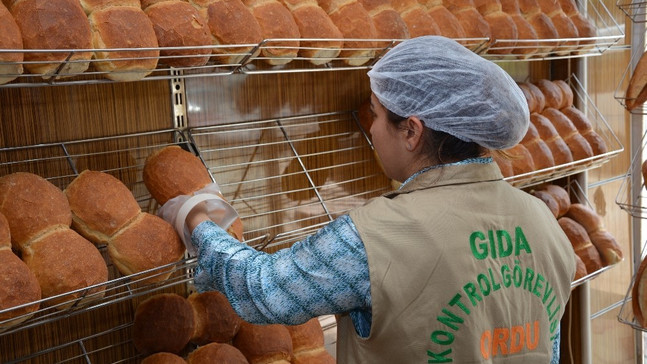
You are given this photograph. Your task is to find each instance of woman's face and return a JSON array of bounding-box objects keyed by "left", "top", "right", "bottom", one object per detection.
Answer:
[{"left": 369, "top": 94, "right": 408, "bottom": 181}]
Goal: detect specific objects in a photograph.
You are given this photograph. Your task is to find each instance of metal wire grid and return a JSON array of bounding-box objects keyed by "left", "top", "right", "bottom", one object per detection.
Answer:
[
  {"left": 504, "top": 74, "right": 624, "bottom": 189},
  {"left": 0, "top": 0, "right": 623, "bottom": 88},
  {"left": 617, "top": 1, "right": 647, "bottom": 23},
  {"left": 615, "top": 128, "right": 647, "bottom": 218},
  {"left": 618, "top": 241, "right": 647, "bottom": 331}
]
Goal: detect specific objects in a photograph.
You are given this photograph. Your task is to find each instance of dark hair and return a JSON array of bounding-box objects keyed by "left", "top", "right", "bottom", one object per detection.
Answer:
[{"left": 385, "top": 109, "right": 484, "bottom": 164}]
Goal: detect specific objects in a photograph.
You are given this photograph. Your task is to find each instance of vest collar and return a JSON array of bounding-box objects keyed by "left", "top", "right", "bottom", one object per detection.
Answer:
[{"left": 386, "top": 162, "right": 504, "bottom": 197}]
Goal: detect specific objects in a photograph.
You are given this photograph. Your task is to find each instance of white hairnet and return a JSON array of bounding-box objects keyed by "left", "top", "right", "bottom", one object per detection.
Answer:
[{"left": 368, "top": 36, "right": 529, "bottom": 150}]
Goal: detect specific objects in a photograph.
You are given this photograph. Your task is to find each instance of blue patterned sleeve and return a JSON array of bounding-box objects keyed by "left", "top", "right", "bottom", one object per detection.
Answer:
[{"left": 191, "top": 215, "right": 371, "bottom": 326}]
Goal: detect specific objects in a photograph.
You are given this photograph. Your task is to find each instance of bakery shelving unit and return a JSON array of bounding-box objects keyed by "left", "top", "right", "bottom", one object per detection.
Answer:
[{"left": 0, "top": 0, "right": 631, "bottom": 362}]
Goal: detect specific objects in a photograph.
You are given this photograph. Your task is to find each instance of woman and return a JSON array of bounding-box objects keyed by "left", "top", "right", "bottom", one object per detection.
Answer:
[{"left": 160, "top": 36, "right": 576, "bottom": 363}]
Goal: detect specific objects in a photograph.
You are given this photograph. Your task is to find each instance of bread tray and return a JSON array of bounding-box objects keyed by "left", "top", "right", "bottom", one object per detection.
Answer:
[{"left": 504, "top": 74, "right": 624, "bottom": 189}]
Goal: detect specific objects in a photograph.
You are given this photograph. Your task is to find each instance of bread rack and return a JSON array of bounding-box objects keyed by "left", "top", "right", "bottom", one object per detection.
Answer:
[
  {"left": 617, "top": 240, "right": 647, "bottom": 331},
  {"left": 617, "top": 0, "right": 647, "bottom": 23},
  {"left": 615, "top": 128, "right": 647, "bottom": 218},
  {"left": 0, "top": 0, "right": 623, "bottom": 88}
]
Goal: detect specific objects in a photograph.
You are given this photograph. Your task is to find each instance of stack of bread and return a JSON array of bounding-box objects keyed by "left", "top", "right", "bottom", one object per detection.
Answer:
[
  {"left": 0, "top": 211, "right": 41, "bottom": 330},
  {"left": 191, "top": 0, "right": 263, "bottom": 65},
  {"left": 515, "top": 0, "right": 559, "bottom": 55},
  {"left": 495, "top": 78, "right": 607, "bottom": 178},
  {"left": 0, "top": 2, "right": 23, "bottom": 85},
  {"left": 391, "top": 0, "right": 440, "bottom": 38},
  {"left": 442, "top": 0, "right": 491, "bottom": 40},
  {"left": 417, "top": 0, "right": 463, "bottom": 39},
  {"left": 318, "top": 0, "right": 379, "bottom": 66},
  {"left": 83, "top": 0, "right": 159, "bottom": 81},
  {"left": 473, "top": 0, "right": 517, "bottom": 54},
  {"left": 64, "top": 170, "right": 185, "bottom": 283},
  {"left": 7, "top": 0, "right": 92, "bottom": 79},
  {"left": 143, "top": 145, "right": 244, "bottom": 242},
  {"left": 286, "top": 318, "right": 335, "bottom": 364},
  {"left": 0, "top": 172, "right": 108, "bottom": 309},
  {"left": 243, "top": 0, "right": 301, "bottom": 66},
  {"left": 141, "top": 0, "right": 212, "bottom": 68},
  {"left": 529, "top": 183, "right": 622, "bottom": 281},
  {"left": 498, "top": 0, "right": 538, "bottom": 57}
]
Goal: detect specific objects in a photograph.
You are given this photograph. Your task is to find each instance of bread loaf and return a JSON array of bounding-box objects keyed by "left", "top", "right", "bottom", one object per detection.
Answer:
[
  {"left": 530, "top": 112, "right": 573, "bottom": 165},
  {"left": 491, "top": 151, "right": 514, "bottom": 178},
  {"left": 557, "top": 216, "right": 602, "bottom": 274},
  {"left": 633, "top": 257, "right": 647, "bottom": 327},
  {"left": 65, "top": 170, "right": 141, "bottom": 245},
  {"left": 499, "top": 0, "right": 540, "bottom": 57},
  {"left": 517, "top": 82, "right": 537, "bottom": 113},
  {"left": 553, "top": 79, "right": 573, "bottom": 108},
  {"left": 520, "top": 122, "right": 554, "bottom": 170},
  {"left": 108, "top": 212, "right": 185, "bottom": 283},
  {"left": 535, "top": 79, "right": 563, "bottom": 109},
  {"left": 558, "top": 0, "right": 596, "bottom": 51},
  {"left": 359, "top": 0, "right": 409, "bottom": 41},
  {"left": 79, "top": 0, "right": 140, "bottom": 14},
  {"left": 559, "top": 105, "right": 608, "bottom": 155},
  {"left": 565, "top": 202, "right": 622, "bottom": 265},
  {"left": 188, "top": 342, "right": 249, "bottom": 364},
  {"left": 21, "top": 226, "right": 108, "bottom": 308},
  {"left": 541, "top": 107, "right": 593, "bottom": 160},
  {"left": 133, "top": 293, "right": 195, "bottom": 355},
  {"left": 243, "top": 0, "right": 301, "bottom": 66},
  {"left": 188, "top": 291, "right": 243, "bottom": 345},
  {"left": 0, "top": 211, "right": 41, "bottom": 329},
  {"left": 537, "top": 183, "right": 570, "bottom": 217},
  {"left": 538, "top": 0, "right": 578, "bottom": 54},
  {"left": 627, "top": 51, "right": 647, "bottom": 111},
  {"left": 278, "top": 0, "right": 343, "bottom": 65},
  {"left": 197, "top": 0, "right": 263, "bottom": 65},
  {"left": 531, "top": 190, "right": 559, "bottom": 218},
  {"left": 89, "top": 6, "right": 160, "bottom": 81},
  {"left": 517, "top": 0, "right": 559, "bottom": 54},
  {"left": 419, "top": 0, "right": 465, "bottom": 39},
  {"left": 525, "top": 81, "right": 546, "bottom": 111},
  {"left": 503, "top": 143, "right": 535, "bottom": 175},
  {"left": 442, "top": 0, "right": 491, "bottom": 39},
  {"left": 144, "top": 145, "right": 244, "bottom": 242},
  {"left": 141, "top": 352, "right": 188, "bottom": 364},
  {"left": 573, "top": 253, "right": 586, "bottom": 281},
  {"left": 0, "top": 172, "right": 72, "bottom": 251},
  {"left": 317, "top": 0, "right": 378, "bottom": 66},
  {"left": 233, "top": 322, "right": 293, "bottom": 364},
  {"left": 0, "top": 2, "right": 22, "bottom": 85},
  {"left": 474, "top": 0, "right": 517, "bottom": 54},
  {"left": 144, "top": 1, "right": 213, "bottom": 68},
  {"left": 392, "top": 0, "right": 440, "bottom": 38},
  {"left": 287, "top": 318, "right": 335, "bottom": 364},
  {"left": 10, "top": 0, "right": 92, "bottom": 78}
]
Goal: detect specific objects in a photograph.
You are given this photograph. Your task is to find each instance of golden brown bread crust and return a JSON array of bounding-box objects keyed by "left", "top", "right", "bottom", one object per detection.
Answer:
[
  {"left": 141, "top": 352, "right": 188, "bottom": 364},
  {"left": 21, "top": 226, "right": 108, "bottom": 308},
  {"left": 199, "top": 0, "right": 263, "bottom": 65},
  {"left": 11, "top": 0, "right": 92, "bottom": 77},
  {"left": 508, "top": 13, "right": 538, "bottom": 56},
  {"left": 482, "top": 11, "right": 518, "bottom": 54},
  {"left": 535, "top": 79, "right": 563, "bottom": 109},
  {"left": 79, "top": 0, "right": 140, "bottom": 13},
  {"left": 538, "top": 184, "right": 570, "bottom": 217},
  {"left": 286, "top": 318, "right": 335, "bottom": 364},
  {"left": 565, "top": 202, "right": 600, "bottom": 234},
  {"left": 0, "top": 172, "right": 72, "bottom": 251},
  {"left": 588, "top": 230, "right": 622, "bottom": 266},
  {"left": 569, "top": 12, "right": 596, "bottom": 50},
  {"left": 144, "top": 146, "right": 213, "bottom": 206},
  {"left": 526, "top": 82, "right": 546, "bottom": 112},
  {"left": 560, "top": 105, "right": 591, "bottom": 132},
  {"left": 291, "top": 350, "right": 336, "bottom": 364},
  {"left": 244, "top": 0, "right": 301, "bottom": 65},
  {"left": 504, "top": 143, "right": 535, "bottom": 175},
  {"left": 369, "top": 6, "right": 410, "bottom": 40},
  {"left": 188, "top": 291, "right": 242, "bottom": 345},
  {"left": 133, "top": 293, "right": 195, "bottom": 355},
  {"left": 233, "top": 321, "right": 293, "bottom": 364},
  {"left": 517, "top": 82, "right": 537, "bottom": 113},
  {"left": 425, "top": 4, "right": 465, "bottom": 39},
  {"left": 627, "top": 51, "right": 647, "bottom": 111},
  {"left": 89, "top": 6, "right": 160, "bottom": 81},
  {"left": 0, "top": 211, "right": 9, "bottom": 249},
  {"left": 108, "top": 212, "right": 185, "bottom": 282},
  {"left": 633, "top": 257, "right": 647, "bottom": 327},
  {"left": 188, "top": 342, "right": 249, "bottom": 364},
  {"left": 279, "top": 0, "right": 343, "bottom": 65},
  {"left": 0, "top": 249, "right": 41, "bottom": 327},
  {"left": 521, "top": 123, "right": 554, "bottom": 170},
  {"left": 0, "top": 2, "right": 23, "bottom": 85},
  {"left": 531, "top": 190, "right": 559, "bottom": 218},
  {"left": 491, "top": 151, "right": 514, "bottom": 177},
  {"left": 392, "top": 0, "right": 440, "bottom": 37},
  {"left": 448, "top": 5, "right": 490, "bottom": 39},
  {"left": 64, "top": 170, "right": 141, "bottom": 245},
  {"left": 541, "top": 107, "right": 593, "bottom": 160},
  {"left": 548, "top": 11, "right": 579, "bottom": 53},
  {"left": 144, "top": 1, "right": 213, "bottom": 68},
  {"left": 573, "top": 253, "right": 586, "bottom": 281},
  {"left": 524, "top": 12, "right": 559, "bottom": 54},
  {"left": 320, "top": 0, "right": 378, "bottom": 66},
  {"left": 530, "top": 112, "right": 573, "bottom": 165},
  {"left": 557, "top": 216, "right": 602, "bottom": 274},
  {"left": 553, "top": 79, "right": 573, "bottom": 108}
]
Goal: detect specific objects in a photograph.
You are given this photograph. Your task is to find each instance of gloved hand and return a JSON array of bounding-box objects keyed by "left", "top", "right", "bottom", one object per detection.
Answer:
[{"left": 157, "top": 182, "right": 240, "bottom": 255}]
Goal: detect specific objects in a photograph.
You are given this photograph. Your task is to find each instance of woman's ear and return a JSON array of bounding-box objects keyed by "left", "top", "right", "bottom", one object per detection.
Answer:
[{"left": 404, "top": 116, "right": 424, "bottom": 151}]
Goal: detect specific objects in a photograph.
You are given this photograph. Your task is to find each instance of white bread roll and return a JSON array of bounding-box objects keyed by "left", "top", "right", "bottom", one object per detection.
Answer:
[
  {"left": 10, "top": 0, "right": 92, "bottom": 78},
  {"left": 144, "top": 0, "right": 213, "bottom": 67},
  {"left": 278, "top": 0, "right": 343, "bottom": 65},
  {"left": 0, "top": 2, "right": 22, "bottom": 85},
  {"left": 88, "top": 5, "right": 160, "bottom": 81}
]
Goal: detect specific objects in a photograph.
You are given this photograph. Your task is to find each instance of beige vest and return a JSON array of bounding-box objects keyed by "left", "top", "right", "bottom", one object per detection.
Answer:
[{"left": 340, "top": 163, "right": 575, "bottom": 364}]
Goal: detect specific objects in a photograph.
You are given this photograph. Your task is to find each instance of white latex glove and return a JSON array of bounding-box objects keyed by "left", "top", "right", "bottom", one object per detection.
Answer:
[{"left": 157, "top": 182, "right": 239, "bottom": 256}]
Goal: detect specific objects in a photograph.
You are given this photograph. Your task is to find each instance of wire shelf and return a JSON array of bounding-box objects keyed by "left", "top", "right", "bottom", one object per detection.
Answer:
[
  {"left": 615, "top": 128, "right": 647, "bottom": 218},
  {"left": 617, "top": 0, "right": 647, "bottom": 23},
  {"left": 504, "top": 74, "right": 624, "bottom": 189},
  {"left": 617, "top": 241, "right": 647, "bottom": 331},
  {"left": 0, "top": 0, "right": 623, "bottom": 88}
]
